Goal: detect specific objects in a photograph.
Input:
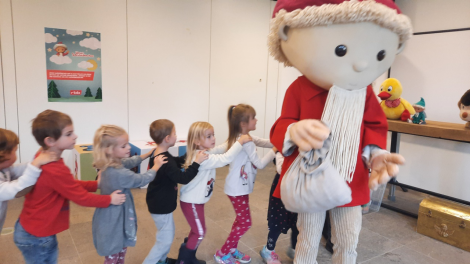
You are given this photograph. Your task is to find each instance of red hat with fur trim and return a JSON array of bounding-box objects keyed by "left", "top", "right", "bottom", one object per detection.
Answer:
[
  {"left": 268, "top": 0, "right": 413, "bottom": 66},
  {"left": 53, "top": 41, "right": 67, "bottom": 50}
]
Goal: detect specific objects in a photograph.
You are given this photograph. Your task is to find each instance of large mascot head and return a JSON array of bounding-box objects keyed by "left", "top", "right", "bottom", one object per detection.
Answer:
[{"left": 269, "top": 0, "right": 413, "bottom": 90}]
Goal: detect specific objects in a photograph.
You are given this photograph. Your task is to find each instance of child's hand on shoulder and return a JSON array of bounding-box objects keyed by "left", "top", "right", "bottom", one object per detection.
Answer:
[
  {"left": 31, "top": 150, "right": 58, "bottom": 168},
  {"left": 110, "top": 190, "right": 126, "bottom": 205},
  {"left": 151, "top": 155, "right": 168, "bottom": 171},
  {"left": 143, "top": 147, "right": 157, "bottom": 159},
  {"left": 195, "top": 150, "right": 209, "bottom": 164},
  {"left": 238, "top": 134, "right": 252, "bottom": 145}
]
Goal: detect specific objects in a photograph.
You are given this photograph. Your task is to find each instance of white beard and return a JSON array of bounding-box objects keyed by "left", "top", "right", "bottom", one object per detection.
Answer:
[{"left": 321, "top": 85, "right": 367, "bottom": 183}]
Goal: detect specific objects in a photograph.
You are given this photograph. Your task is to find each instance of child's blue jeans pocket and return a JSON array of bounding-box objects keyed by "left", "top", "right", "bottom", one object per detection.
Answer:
[{"left": 13, "top": 220, "right": 58, "bottom": 264}]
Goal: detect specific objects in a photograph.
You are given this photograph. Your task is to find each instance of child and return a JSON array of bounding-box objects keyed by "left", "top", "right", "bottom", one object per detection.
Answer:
[
  {"left": 14, "top": 110, "right": 126, "bottom": 264},
  {"left": 260, "top": 152, "right": 298, "bottom": 264},
  {"left": 176, "top": 121, "right": 252, "bottom": 264},
  {"left": 143, "top": 119, "right": 208, "bottom": 264},
  {"left": 214, "top": 104, "right": 276, "bottom": 264},
  {"left": 0, "top": 128, "right": 56, "bottom": 231},
  {"left": 92, "top": 125, "right": 168, "bottom": 264},
  {"left": 260, "top": 154, "right": 334, "bottom": 264}
]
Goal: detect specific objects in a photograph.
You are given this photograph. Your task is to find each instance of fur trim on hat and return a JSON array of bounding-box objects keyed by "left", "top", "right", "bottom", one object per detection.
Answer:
[
  {"left": 268, "top": 0, "right": 413, "bottom": 66},
  {"left": 53, "top": 42, "right": 67, "bottom": 50}
]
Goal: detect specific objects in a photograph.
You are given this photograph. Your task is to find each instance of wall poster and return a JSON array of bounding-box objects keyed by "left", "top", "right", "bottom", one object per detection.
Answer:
[{"left": 45, "top": 27, "right": 102, "bottom": 102}]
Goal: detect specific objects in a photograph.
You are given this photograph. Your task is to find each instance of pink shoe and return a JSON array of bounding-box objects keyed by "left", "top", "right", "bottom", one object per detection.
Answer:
[
  {"left": 231, "top": 249, "right": 251, "bottom": 263},
  {"left": 259, "top": 246, "right": 281, "bottom": 264},
  {"left": 214, "top": 250, "right": 240, "bottom": 264}
]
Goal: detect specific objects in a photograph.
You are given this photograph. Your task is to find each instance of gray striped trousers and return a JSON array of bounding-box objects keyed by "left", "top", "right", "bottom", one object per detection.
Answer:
[{"left": 295, "top": 206, "right": 362, "bottom": 264}]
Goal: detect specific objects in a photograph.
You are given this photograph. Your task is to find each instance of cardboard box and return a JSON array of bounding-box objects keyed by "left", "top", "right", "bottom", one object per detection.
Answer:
[{"left": 72, "top": 144, "right": 97, "bottom": 181}]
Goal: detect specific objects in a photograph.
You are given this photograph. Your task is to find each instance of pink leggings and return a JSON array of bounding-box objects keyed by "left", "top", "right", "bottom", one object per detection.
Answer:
[
  {"left": 221, "top": 195, "right": 252, "bottom": 254},
  {"left": 180, "top": 201, "right": 206, "bottom": 250},
  {"left": 104, "top": 247, "right": 127, "bottom": 264}
]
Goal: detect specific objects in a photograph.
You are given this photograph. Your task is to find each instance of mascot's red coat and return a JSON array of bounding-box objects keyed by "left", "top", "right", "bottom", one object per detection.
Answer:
[{"left": 270, "top": 76, "right": 388, "bottom": 207}]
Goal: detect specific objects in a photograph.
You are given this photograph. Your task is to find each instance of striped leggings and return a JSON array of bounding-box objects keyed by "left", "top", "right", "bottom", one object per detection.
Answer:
[
  {"left": 180, "top": 201, "right": 206, "bottom": 250},
  {"left": 295, "top": 206, "right": 362, "bottom": 264}
]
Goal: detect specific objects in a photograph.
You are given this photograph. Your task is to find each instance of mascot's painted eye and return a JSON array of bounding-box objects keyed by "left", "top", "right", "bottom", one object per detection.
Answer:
[
  {"left": 335, "top": 45, "right": 347, "bottom": 57},
  {"left": 387, "top": 86, "right": 392, "bottom": 92},
  {"left": 377, "top": 50, "right": 386, "bottom": 61}
]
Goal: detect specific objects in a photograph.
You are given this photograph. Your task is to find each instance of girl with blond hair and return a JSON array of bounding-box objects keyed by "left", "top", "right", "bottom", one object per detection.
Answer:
[
  {"left": 176, "top": 121, "right": 252, "bottom": 264},
  {"left": 91, "top": 125, "right": 167, "bottom": 264}
]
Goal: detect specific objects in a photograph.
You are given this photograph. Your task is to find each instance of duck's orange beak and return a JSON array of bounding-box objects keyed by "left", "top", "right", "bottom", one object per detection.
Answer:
[{"left": 378, "top": 91, "right": 391, "bottom": 100}]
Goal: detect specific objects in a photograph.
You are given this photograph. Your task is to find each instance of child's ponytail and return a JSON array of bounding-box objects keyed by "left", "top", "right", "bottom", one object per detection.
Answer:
[{"left": 226, "top": 104, "right": 256, "bottom": 150}]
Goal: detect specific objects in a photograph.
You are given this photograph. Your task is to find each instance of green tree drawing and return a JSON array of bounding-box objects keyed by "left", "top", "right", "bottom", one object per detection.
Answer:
[
  {"left": 47, "top": 80, "right": 61, "bottom": 98},
  {"left": 95, "top": 87, "right": 102, "bottom": 100},
  {"left": 84, "top": 87, "right": 93, "bottom": 97}
]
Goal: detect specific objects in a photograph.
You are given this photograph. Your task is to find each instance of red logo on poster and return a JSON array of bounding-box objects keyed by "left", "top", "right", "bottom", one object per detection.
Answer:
[{"left": 70, "top": 90, "right": 82, "bottom": 95}]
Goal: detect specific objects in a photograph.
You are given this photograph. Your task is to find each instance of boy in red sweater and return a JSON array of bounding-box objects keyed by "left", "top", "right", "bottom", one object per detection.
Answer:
[{"left": 14, "top": 110, "right": 126, "bottom": 264}]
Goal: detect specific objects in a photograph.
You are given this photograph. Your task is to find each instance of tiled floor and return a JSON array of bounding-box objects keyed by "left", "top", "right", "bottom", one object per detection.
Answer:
[{"left": 1, "top": 164, "right": 469, "bottom": 264}]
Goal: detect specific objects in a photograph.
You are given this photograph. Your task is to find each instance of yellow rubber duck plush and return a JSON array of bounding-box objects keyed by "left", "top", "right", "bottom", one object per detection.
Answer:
[{"left": 378, "top": 78, "right": 415, "bottom": 121}]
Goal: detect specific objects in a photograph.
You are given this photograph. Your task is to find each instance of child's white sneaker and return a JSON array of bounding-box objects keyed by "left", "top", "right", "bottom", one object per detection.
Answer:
[{"left": 259, "top": 246, "right": 281, "bottom": 264}]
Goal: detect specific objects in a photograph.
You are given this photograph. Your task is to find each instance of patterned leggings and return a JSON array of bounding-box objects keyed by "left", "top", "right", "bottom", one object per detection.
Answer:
[
  {"left": 104, "top": 247, "right": 127, "bottom": 264},
  {"left": 221, "top": 195, "right": 252, "bottom": 254}
]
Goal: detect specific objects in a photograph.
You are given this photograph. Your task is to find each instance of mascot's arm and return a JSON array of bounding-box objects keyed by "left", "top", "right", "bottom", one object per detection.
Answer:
[
  {"left": 362, "top": 85, "right": 388, "bottom": 150},
  {"left": 270, "top": 82, "right": 301, "bottom": 156}
]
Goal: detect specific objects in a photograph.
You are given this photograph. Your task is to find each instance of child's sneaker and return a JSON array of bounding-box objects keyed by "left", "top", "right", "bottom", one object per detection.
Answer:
[
  {"left": 214, "top": 250, "right": 240, "bottom": 264},
  {"left": 286, "top": 246, "right": 295, "bottom": 259},
  {"left": 231, "top": 249, "right": 251, "bottom": 263},
  {"left": 259, "top": 246, "right": 281, "bottom": 264}
]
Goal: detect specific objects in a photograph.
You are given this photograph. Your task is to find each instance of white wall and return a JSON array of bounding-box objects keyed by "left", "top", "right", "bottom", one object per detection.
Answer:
[
  {"left": 5, "top": 0, "right": 129, "bottom": 162},
  {"left": 0, "top": 50, "right": 5, "bottom": 129},
  {"left": 0, "top": 0, "right": 279, "bottom": 162},
  {"left": 391, "top": 0, "right": 470, "bottom": 200},
  {"left": 396, "top": 0, "right": 470, "bottom": 33},
  {"left": 0, "top": 0, "right": 19, "bottom": 134},
  {"left": 209, "top": 0, "right": 272, "bottom": 146},
  {"left": 127, "top": 0, "right": 211, "bottom": 141}
]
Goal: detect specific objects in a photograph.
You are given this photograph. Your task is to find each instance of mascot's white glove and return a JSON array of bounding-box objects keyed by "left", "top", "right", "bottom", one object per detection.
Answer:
[
  {"left": 369, "top": 153, "right": 405, "bottom": 191},
  {"left": 289, "top": 120, "right": 330, "bottom": 152}
]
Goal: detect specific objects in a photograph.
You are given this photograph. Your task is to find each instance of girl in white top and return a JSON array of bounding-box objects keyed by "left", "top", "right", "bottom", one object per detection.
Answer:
[
  {"left": 177, "top": 121, "right": 252, "bottom": 264},
  {"left": 214, "top": 104, "right": 276, "bottom": 264},
  {"left": 0, "top": 128, "right": 56, "bottom": 231}
]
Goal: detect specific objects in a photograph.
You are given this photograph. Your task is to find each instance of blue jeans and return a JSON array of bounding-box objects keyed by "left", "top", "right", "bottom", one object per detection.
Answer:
[{"left": 14, "top": 220, "right": 58, "bottom": 264}]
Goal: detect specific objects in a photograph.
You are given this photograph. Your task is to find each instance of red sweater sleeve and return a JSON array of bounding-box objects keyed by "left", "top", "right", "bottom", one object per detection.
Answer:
[
  {"left": 362, "top": 85, "right": 388, "bottom": 149},
  {"left": 47, "top": 166, "right": 110, "bottom": 208},
  {"left": 270, "top": 81, "right": 301, "bottom": 155},
  {"left": 78, "top": 180, "right": 98, "bottom": 192}
]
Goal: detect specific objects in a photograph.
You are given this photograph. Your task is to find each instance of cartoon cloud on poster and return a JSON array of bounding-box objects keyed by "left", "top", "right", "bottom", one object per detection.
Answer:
[{"left": 45, "top": 27, "right": 103, "bottom": 102}]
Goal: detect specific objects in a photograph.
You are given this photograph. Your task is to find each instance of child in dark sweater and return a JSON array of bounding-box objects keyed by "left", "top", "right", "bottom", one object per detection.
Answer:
[{"left": 143, "top": 119, "right": 208, "bottom": 264}]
